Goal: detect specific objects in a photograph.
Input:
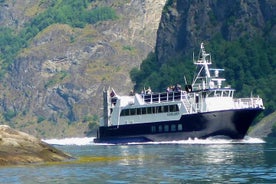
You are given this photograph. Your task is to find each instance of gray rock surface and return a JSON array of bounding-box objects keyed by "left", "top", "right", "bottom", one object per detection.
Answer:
[{"left": 0, "top": 125, "right": 72, "bottom": 166}]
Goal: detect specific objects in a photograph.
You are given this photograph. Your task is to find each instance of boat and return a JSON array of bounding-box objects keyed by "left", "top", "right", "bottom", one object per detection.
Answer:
[{"left": 94, "top": 43, "right": 265, "bottom": 144}]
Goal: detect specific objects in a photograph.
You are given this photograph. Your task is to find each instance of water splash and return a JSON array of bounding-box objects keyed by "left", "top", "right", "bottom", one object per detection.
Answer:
[
  {"left": 42, "top": 137, "right": 95, "bottom": 146},
  {"left": 43, "top": 136, "right": 265, "bottom": 146}
]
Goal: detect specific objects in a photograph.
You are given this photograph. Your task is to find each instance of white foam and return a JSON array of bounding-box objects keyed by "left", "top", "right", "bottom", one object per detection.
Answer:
[
  {"left": 42, "top": 136, "right": 265, "bottom": 146},
  {"left": 42, "top": 137, "right": 96, "bottom": 146}
]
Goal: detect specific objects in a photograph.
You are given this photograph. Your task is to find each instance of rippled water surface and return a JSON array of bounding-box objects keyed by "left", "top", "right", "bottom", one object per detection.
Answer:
[{"left": 1, "top": 137, "right": 276, "bottom": 183}]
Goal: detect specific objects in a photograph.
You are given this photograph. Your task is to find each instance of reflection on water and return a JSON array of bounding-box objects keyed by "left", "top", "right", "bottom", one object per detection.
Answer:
[
  {"left": 118, "top": 145, "right": 146, "bottom": 166},
  {"left": 201, "top": 144, "right": 235, "bottom": 164},
  {"left": 0, "top": 137, "right": 275, "bottom": 184}
]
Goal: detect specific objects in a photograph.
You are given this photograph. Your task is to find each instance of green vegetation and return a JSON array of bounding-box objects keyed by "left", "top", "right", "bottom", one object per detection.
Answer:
[
  {"left": 0, "top": 0, "right": 118, "bottom": 79},
  {"left": 44, "top": 71, "right": 69, "bottom": 89},
  {"left": 37, "top": 116, "right": 46, "bottom": 123},
  {"left": 4, "top": 110, "right": 17, "bottom": 121},
  {"left": 83, "top": 115, "right": 99, "bottom": 133},
  {"left": 131, "top": 34, "right": 276, "bottom": 118}
]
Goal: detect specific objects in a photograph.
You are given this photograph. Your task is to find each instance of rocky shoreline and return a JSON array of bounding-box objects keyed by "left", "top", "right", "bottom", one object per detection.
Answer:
[{"left": 0, "top": 125, "right": 72, "bottom": 166}]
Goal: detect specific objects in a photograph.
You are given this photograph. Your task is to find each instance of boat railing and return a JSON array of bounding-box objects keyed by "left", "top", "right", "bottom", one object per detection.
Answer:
[
  {"left": 233, "top": 97, "right": 264, "bottom": 109},
  {"left": 142, "top": 91, "right": 188, "bottom": 103}
]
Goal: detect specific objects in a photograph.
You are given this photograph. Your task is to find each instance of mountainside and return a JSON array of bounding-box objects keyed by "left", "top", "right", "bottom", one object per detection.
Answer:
[
  {"left": 156, "top": 0, "right": 276, "bottom": 63},
  {"left": 0, "top": 0, "right": 166, "bottom": 138}
]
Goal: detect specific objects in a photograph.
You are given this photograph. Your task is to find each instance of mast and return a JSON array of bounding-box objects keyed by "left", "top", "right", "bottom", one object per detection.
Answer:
[
  {"left": 192, "top": 43, "right": 225, "bottom": 90},
  {"left": 192, "top": 43, "right": 212, "bottom": 90}
]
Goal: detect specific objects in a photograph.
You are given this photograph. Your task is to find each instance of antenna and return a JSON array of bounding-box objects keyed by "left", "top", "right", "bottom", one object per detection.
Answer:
[{"left": 184, "top": 75, "right": 188, "bottom": 85}]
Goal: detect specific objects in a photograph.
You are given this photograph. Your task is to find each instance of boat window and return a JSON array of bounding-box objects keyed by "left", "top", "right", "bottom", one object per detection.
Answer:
[
  {"left": 130, "top": 108, "right": 136, "bottom": 115},
  {"left": 231, "top": 90, "right": 234, "bottom": 97},
  {"left": 142, "top": 108, "right": 146, "bottom": 114},
  {"left": 164, "top": 106, "right": 169, "bottom": 112},
  {"left": 169, "top": 105, "right": 178, "bottom": 112},
  {"left": 152, "top": 107, "right": 156, "bottom": 113},
  {"left": 158, "top": 106, "right": 164, "bottom": 113},
  {"left": 158, "top": 125, "right": 163, "bottom": 132},
  {"left": 223, "top": 91, "right": 229, "bottom": 97},
  {"left": 178, "top": 124, "right": 183, "bottom": 131},
  {"left": 164, "top": 125, "right": 169, "bottom": 132},
  {"left": 151, "top": 126, "right": 156, "bottom": 133},
  {"left": 147, "top": 107, "right": 152, "bottom": 114},
  {"left": 169, "top": 105, "right": 174, "bottom": 112},
  {"left": 137, "top": 108, "right": 141, "bottom": 115},
  {"left": 175, "top": 105, "right": 179, "bottom": 111},
  {"left": 120, "top": 109, "right": 128, "bottom": 116},
  {"left": 207, "top": 91, "right": 214, "bottom": 97},
  {"left": 171, "top": 124, "right": 176, "bottom": 132}
]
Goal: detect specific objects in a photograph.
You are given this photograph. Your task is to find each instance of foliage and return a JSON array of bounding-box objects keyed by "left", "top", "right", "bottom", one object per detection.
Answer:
[
  {"left": 44, "top": 71, "right": 69, "bottom": 89},
  {"left": 84, "top": 115, "right": 99, "bottom": 133},
  {"left": 0, "top": 27, "right": 25, "bottom": 78},
  {"left": 0, "top": 0, "right": 118, "bottom": 78},
  {"left": 131, "top": 34, "right": 276, "bottom": 116},
  {"left": 131, "top": 51, "right": 194, "bottom": 92},
  {"left": 4, "top": 110, "right": 17, "bottom": 121},
  {"left": 37, "top": 116, "right": 46, "bottom": 123}
]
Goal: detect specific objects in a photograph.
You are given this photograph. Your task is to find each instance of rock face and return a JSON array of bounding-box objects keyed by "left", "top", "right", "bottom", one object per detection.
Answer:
[
  {"left": 0, "top": 125, "right": 72, "bottom": 166},
  {"left": 0, "top": 0, "right": 166, "bottom": 137},
  {"left": 249, "top": 112, "right": 276, "bottom": 138},
  {"left": 156, "top": 0, "right": 276, "bottom": 63}
]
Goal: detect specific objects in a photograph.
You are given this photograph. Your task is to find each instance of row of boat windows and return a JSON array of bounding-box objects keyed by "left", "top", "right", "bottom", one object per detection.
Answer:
[
  {"left": 151, "top": 124, "right": 183, "bottom": 133},
  {"left": 120, "top": 104, "right": 179, "bottom": 116}
]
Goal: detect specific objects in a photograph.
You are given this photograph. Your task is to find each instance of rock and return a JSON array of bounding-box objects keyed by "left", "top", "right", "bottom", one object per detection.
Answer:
[
  {"left": 0, "top": 125, "right": 72, "bottom": 166},
  {"left": 249, "top": 111, "right": 276, "bottom": 138}
]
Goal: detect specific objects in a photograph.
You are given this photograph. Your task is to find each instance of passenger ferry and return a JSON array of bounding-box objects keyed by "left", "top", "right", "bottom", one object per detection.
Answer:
[{"left": 94, "top": 43, "right": 264, "bottom": 144}]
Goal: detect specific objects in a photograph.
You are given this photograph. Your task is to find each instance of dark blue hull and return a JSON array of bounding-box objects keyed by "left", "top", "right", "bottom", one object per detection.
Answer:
[{"left": 94, "top": 108, "right": 263, "bottom": 144}]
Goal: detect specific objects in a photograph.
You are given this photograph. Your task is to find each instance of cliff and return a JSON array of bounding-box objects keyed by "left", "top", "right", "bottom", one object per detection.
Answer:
[
  {"left": 156, "top": 0, "right": 276, "bottom": 63},
  {"left": 0, "top": 0, "right": 166, "bottom": 138}
]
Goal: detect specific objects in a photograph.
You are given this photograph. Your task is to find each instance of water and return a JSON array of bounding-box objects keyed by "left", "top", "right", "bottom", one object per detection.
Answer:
[{"left": 1, "top": 137, "right": 276, "bottom": 184}]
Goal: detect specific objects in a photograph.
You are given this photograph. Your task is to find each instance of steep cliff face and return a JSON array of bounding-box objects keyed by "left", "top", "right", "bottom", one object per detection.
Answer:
[
  {"left": 0, "top": 1, "right": 49, "bottom": 29},
  {"left": 156, "top": 0, "right": 276, "bottom": 63},
  {"left": 0, "top": 0, "right": 166, "bottom": 137}
]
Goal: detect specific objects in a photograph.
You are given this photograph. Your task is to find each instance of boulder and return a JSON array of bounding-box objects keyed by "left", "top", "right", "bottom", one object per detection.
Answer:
[{"left": 0, "top": 125, "right": 72, "bottom": 166}]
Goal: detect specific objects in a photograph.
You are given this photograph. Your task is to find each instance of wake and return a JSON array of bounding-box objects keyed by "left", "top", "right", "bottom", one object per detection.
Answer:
[{"left": 43, "top": 136, "right": 265, "bottom": 146}]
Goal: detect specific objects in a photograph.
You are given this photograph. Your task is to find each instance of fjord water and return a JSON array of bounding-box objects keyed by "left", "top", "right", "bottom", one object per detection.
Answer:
[{"left": 1, "top": 137, "right": 276, "bottom": 184}]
